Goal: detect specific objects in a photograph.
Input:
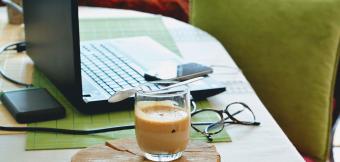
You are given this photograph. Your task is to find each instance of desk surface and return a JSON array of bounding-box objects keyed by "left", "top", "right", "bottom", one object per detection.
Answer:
[{"left": 0, "top": 7, "right": 304, "bottom": 162}]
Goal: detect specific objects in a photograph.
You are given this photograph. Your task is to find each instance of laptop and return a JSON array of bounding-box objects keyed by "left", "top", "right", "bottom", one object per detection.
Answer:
[{"left": 23, "top": 0, "right": 226, "bottom": 114}]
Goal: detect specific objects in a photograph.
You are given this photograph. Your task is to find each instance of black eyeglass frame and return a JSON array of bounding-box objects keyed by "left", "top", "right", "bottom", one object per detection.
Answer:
[{"left": 191, "top": 102, "right": 261, "bottom": 141}]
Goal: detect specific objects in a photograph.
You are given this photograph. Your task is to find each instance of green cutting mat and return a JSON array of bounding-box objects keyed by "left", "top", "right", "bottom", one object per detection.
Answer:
[{"left": 26, "top": 17, "right": 230, "bottom": 150}]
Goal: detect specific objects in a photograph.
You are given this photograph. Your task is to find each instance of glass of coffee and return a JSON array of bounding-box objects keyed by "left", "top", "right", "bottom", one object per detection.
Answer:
[{"left": 134, "top": 82, "right": 191, "bottom": 161}]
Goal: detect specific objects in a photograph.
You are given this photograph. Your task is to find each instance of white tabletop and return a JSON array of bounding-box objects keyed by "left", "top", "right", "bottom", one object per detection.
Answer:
[{"left": 0, "top": 7, "right": 304, "bottom": 162}]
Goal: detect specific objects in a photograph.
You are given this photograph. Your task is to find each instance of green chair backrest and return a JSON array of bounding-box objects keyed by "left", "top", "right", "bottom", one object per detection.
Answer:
[{"left": 190, "top": 0, "right": 340, "bottom": 161}]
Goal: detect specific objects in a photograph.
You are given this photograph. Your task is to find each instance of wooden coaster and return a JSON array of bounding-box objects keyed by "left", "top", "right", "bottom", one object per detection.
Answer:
[{"left": 71, "top": 138, "right": 220, "bottom": 162}]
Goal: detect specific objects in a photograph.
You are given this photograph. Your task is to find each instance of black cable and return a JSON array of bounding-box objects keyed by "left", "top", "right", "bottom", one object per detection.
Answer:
[
  {"left": 0, "top": 69, "right": 32, "bottom": 87},
  {"left": 0, "top": 41, "right": 33, "bottom": 87},
  {"left": 0, "top": 125, "right": 135, "bottom": 135},
  {"left": 0, "top": 122, "right": 221, "bottom": 134},
  {"left": 0, "top": 98, "right": 247, "bottom": 135},
  {"left": 0, "top": 101, "right": 220, "bottom": 135},
  {"left": 2, "top": 42, "right": 26, "bottom": 52},
  {"left": 0, "top": 42, "right": 24, "bottom": 52},
  {"left": 0, "top": 106, "right": 242, "bottom": 135}
]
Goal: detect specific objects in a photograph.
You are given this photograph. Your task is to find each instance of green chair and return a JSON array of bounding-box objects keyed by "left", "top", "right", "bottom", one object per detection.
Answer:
[{"left": 190, "top": 0, "right": 340, "bottom": 162}]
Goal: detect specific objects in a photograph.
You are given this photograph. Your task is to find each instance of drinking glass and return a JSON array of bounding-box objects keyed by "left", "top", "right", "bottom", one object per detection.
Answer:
[{"left": 134, "top": 82, "right": 190, "bottom": 161}]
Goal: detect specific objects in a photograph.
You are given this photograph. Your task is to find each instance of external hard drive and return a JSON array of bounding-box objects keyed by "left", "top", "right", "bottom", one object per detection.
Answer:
[{"left": 1, "top": 88, "right": 65, "bottom": 123}]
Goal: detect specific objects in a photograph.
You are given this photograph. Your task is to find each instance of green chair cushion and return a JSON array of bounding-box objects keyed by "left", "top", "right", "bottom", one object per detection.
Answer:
[{"left": 190, "top": 0, "right": 340, "bottom": 161}]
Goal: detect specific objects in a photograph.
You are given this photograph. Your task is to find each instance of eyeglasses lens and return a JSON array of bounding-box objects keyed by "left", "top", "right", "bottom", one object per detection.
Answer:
[
  {"left": 191, "top": 110, "right": 223, "bottom": 135},
  {"left": 226, "top": 103, "right": 255, "bottom": 124}
]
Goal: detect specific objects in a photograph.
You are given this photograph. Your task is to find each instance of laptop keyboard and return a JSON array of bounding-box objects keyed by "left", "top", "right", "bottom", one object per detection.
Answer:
[{"left": 80, "top": 43, "right": 147, "bottom": 95}]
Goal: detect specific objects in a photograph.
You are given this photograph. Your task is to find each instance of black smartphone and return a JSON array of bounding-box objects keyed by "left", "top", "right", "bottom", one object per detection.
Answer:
[{"left": 144, "top": 62, "right": 213, "bottom": 81}]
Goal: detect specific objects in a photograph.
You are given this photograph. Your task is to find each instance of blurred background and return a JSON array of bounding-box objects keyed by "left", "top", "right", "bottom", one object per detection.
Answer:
[{"left": 0, "top": 0, "right": 189, "bottom": 22}]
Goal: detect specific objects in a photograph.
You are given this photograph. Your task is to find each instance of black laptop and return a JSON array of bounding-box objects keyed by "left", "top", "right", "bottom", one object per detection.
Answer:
[{"left": 22, "top": 0, "right": 226, "bottom": 114}]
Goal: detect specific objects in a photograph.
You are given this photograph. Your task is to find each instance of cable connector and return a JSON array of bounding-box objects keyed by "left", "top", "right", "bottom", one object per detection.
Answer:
[
  {"left": 0, "top": 41, "right": 31, "bottom": 87},
  {"left": 15, "top": 41, "right": 26, "bottom": 52},
  {"left": 1, "top": 41, "right": 26, "bottom": 53}
]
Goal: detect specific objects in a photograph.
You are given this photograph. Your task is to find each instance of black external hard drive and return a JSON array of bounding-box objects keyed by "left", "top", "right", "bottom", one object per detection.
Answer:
[{"left": 1, "top": 88, "right": 65, "bottom": 123}]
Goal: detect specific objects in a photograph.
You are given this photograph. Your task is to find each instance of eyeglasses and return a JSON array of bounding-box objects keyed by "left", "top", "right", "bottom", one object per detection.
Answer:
[{"left": 191, "top": 102, "right": 261, "bottom": 142}]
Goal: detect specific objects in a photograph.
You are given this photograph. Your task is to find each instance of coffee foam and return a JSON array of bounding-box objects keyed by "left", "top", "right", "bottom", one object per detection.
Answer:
[{"left": 135, "top": 101, "right": 188, "bottom": 122}]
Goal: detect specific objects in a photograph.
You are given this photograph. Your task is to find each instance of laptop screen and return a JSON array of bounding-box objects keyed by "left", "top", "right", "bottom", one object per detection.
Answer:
[{"left": 23, "top": 0, "right": 82, "bottom": 104}]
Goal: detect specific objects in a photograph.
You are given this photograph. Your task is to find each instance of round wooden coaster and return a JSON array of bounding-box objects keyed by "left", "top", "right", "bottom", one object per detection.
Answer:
[{"left": 71, "top": 138, "right": 220, "bottom": 162}]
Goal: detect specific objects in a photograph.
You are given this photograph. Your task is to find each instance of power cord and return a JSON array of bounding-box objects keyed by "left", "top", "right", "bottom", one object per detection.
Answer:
[
  {"left": 0, "top": 41, "right": 26, "bottom": 52},
  {"left": 0, "top": 125, "right": 135, "bottom": 135},
  {"left": 0, "top": 41, "right": 33, "bottom": 87},
  {"left": 0, "top": 100, "right": 198, "bottom": 134}
]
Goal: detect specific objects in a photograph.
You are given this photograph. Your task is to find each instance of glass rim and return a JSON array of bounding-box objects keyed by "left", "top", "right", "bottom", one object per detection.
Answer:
[
  {"left": 135, "top": 87, "right": 190, "bottom": 98},
  {"left": 135, "top": 80, "right": 190, "bottom": 98}
]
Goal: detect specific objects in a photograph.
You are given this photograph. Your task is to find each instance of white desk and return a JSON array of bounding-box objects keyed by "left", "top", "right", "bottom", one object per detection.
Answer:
[{"left": 0, "top": 7, "right": 305, "bottom": 162}]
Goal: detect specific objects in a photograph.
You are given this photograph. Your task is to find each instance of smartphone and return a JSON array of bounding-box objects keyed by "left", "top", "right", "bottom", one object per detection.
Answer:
[{"left": 144, "top": 62, "right": 213, "bottom": 81}]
